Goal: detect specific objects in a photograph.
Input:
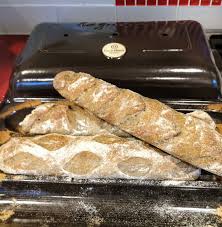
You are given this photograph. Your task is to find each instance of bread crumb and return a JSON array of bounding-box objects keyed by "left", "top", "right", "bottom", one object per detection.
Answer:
[
  {"left": 216, "top": 206, "right": 222, "bottom": 221},
  {"left": 87, "top": 216, "right": 104, "bottom": 226},
  {"left": 0, "top": 172, "right": 6, "bottom": 181},
  {"left": 0, "top": 209, "right": 14, "bottom": 222},
  {"left": 12, "top": 198, "right": 17, "bottom": 206},
  {"left": 207, "top": 104, "right": 222, "bottom": 112},
  {"left": 12, "top": 175, "right": 26, "bottom": 180}
]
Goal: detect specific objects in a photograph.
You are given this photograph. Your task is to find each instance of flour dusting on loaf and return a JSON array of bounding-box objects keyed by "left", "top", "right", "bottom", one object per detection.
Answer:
[
  {"left": 0, "top": 133, "right": 200, "bottom": 180},
  {"left": 19, "top": 102, "right": 128, "bottom": 137},
  {"left": 53, "top": 71, "right": 222, "bottom": 176},
  {"left": 0, "top": 137, "right": 62, "bottom": 175}
]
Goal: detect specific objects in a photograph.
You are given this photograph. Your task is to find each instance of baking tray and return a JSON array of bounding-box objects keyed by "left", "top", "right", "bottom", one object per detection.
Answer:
[
  {"left": 0, "top": 103, "right": 222, "bottom": 226},
  {"left": 0, "top": 175, "right": 222, "bottom": 226}
]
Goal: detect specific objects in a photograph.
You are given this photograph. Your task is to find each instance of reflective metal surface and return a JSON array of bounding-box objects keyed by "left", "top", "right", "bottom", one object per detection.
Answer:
[
  {"left": 8, "top": 21, "right": 222, "bottom": 103},
  {"left": 0, "top": 176, "right": 222, "bottom": 226}
]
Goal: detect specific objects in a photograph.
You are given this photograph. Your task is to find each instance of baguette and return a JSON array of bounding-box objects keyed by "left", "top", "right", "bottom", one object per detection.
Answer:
[
  {"left": 19, "top": 102, "right": 128, "bottom": 137},
  {"left": 53, "top": 71, "right": 222, "bottom": 176},
  {"left": 0, "top": 100, "right": 41, "bottom": 120},
  {"left": 0, "top": 133, "right": 200, "bottom": 180},
  {"left": 0, "top": 131, "right": 11, "bottom": 145}
]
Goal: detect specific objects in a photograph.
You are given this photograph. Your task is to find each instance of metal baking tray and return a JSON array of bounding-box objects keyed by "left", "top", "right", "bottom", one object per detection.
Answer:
[
  {"left": 0, "top": 175, "right": 222, "bottom": 226},
  {"left": 0, "top": 103, "right": 222, "bottom": 226}
]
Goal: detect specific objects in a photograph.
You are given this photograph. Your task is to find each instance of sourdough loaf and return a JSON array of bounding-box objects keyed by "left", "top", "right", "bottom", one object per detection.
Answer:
[
  {"left": 19, "top": 102, "right": 128, "bottom": 137},
  {"left": 0, "top": 131, "right": 11, "bottom": 145},
  {"left": 0, "top": 133, "right": 199, "bottom": 180},
  {"left": 53, "top": 71, "right": 222, "bottom": 176},
  {"left": 0, "top": 100, "right": 41, "bottom": 120}
]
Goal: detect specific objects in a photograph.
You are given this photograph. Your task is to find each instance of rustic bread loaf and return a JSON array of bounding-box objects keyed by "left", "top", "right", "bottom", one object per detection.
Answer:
[
  {"left": 0, "top": 133, "right": 200, "bottom": 180},
  {"left": 0, "top": 100, "right": 41, "bottom": 120},
  {"left": 19, "top": 101, "right": 128, "bottom": 137},
  {"left": 0, "top": 131, "right": 11, "bottom": 145},
  {"left": 53, "top": 71, "right": 222, "bottom": 176}
]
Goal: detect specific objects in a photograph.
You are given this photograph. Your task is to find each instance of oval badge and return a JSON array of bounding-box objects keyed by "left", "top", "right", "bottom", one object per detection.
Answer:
[{"left": 102, "top": 42, "right": 126, "bottom": 59}]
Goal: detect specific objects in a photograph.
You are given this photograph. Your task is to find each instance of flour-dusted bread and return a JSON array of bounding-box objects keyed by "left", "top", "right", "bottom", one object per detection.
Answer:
[
  {"left": 0, "top": 131, "right": 11, "bottom": 145},
  {"left": 19, "top": 101, "right": 128, "bottom": 137},
  {"left": 0, "top": 135, "right": 62, "bottom": 176},
  {"left": 0, "top": 100, "right": 41, "bottom": 120},
  {"left": 0, "top": 133, "right": 200, "bottom": 180},
  {"left": 53, "top": 71, "right": 222, "bottom": 176}
]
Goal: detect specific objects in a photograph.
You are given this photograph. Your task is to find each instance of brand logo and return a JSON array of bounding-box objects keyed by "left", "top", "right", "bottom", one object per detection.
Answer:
[{"left": 102, "top": 42, "right": 126, "bottom": 59}]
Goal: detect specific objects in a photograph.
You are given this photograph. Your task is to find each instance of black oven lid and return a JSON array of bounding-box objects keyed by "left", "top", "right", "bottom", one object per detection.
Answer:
[{"left": 9, "top": 21, "right": 222, "bottom": 103}]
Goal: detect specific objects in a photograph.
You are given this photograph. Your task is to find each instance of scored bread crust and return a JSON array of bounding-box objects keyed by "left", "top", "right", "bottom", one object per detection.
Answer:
[
  {"left": 19, "top": 102, "right": 128, "bottom": 137},
  {"left": 53, "top": 71, "right": 222, "bottom": 176},
  {"left": 0, "top": 133, "right": 200, "bottom": 180}
]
